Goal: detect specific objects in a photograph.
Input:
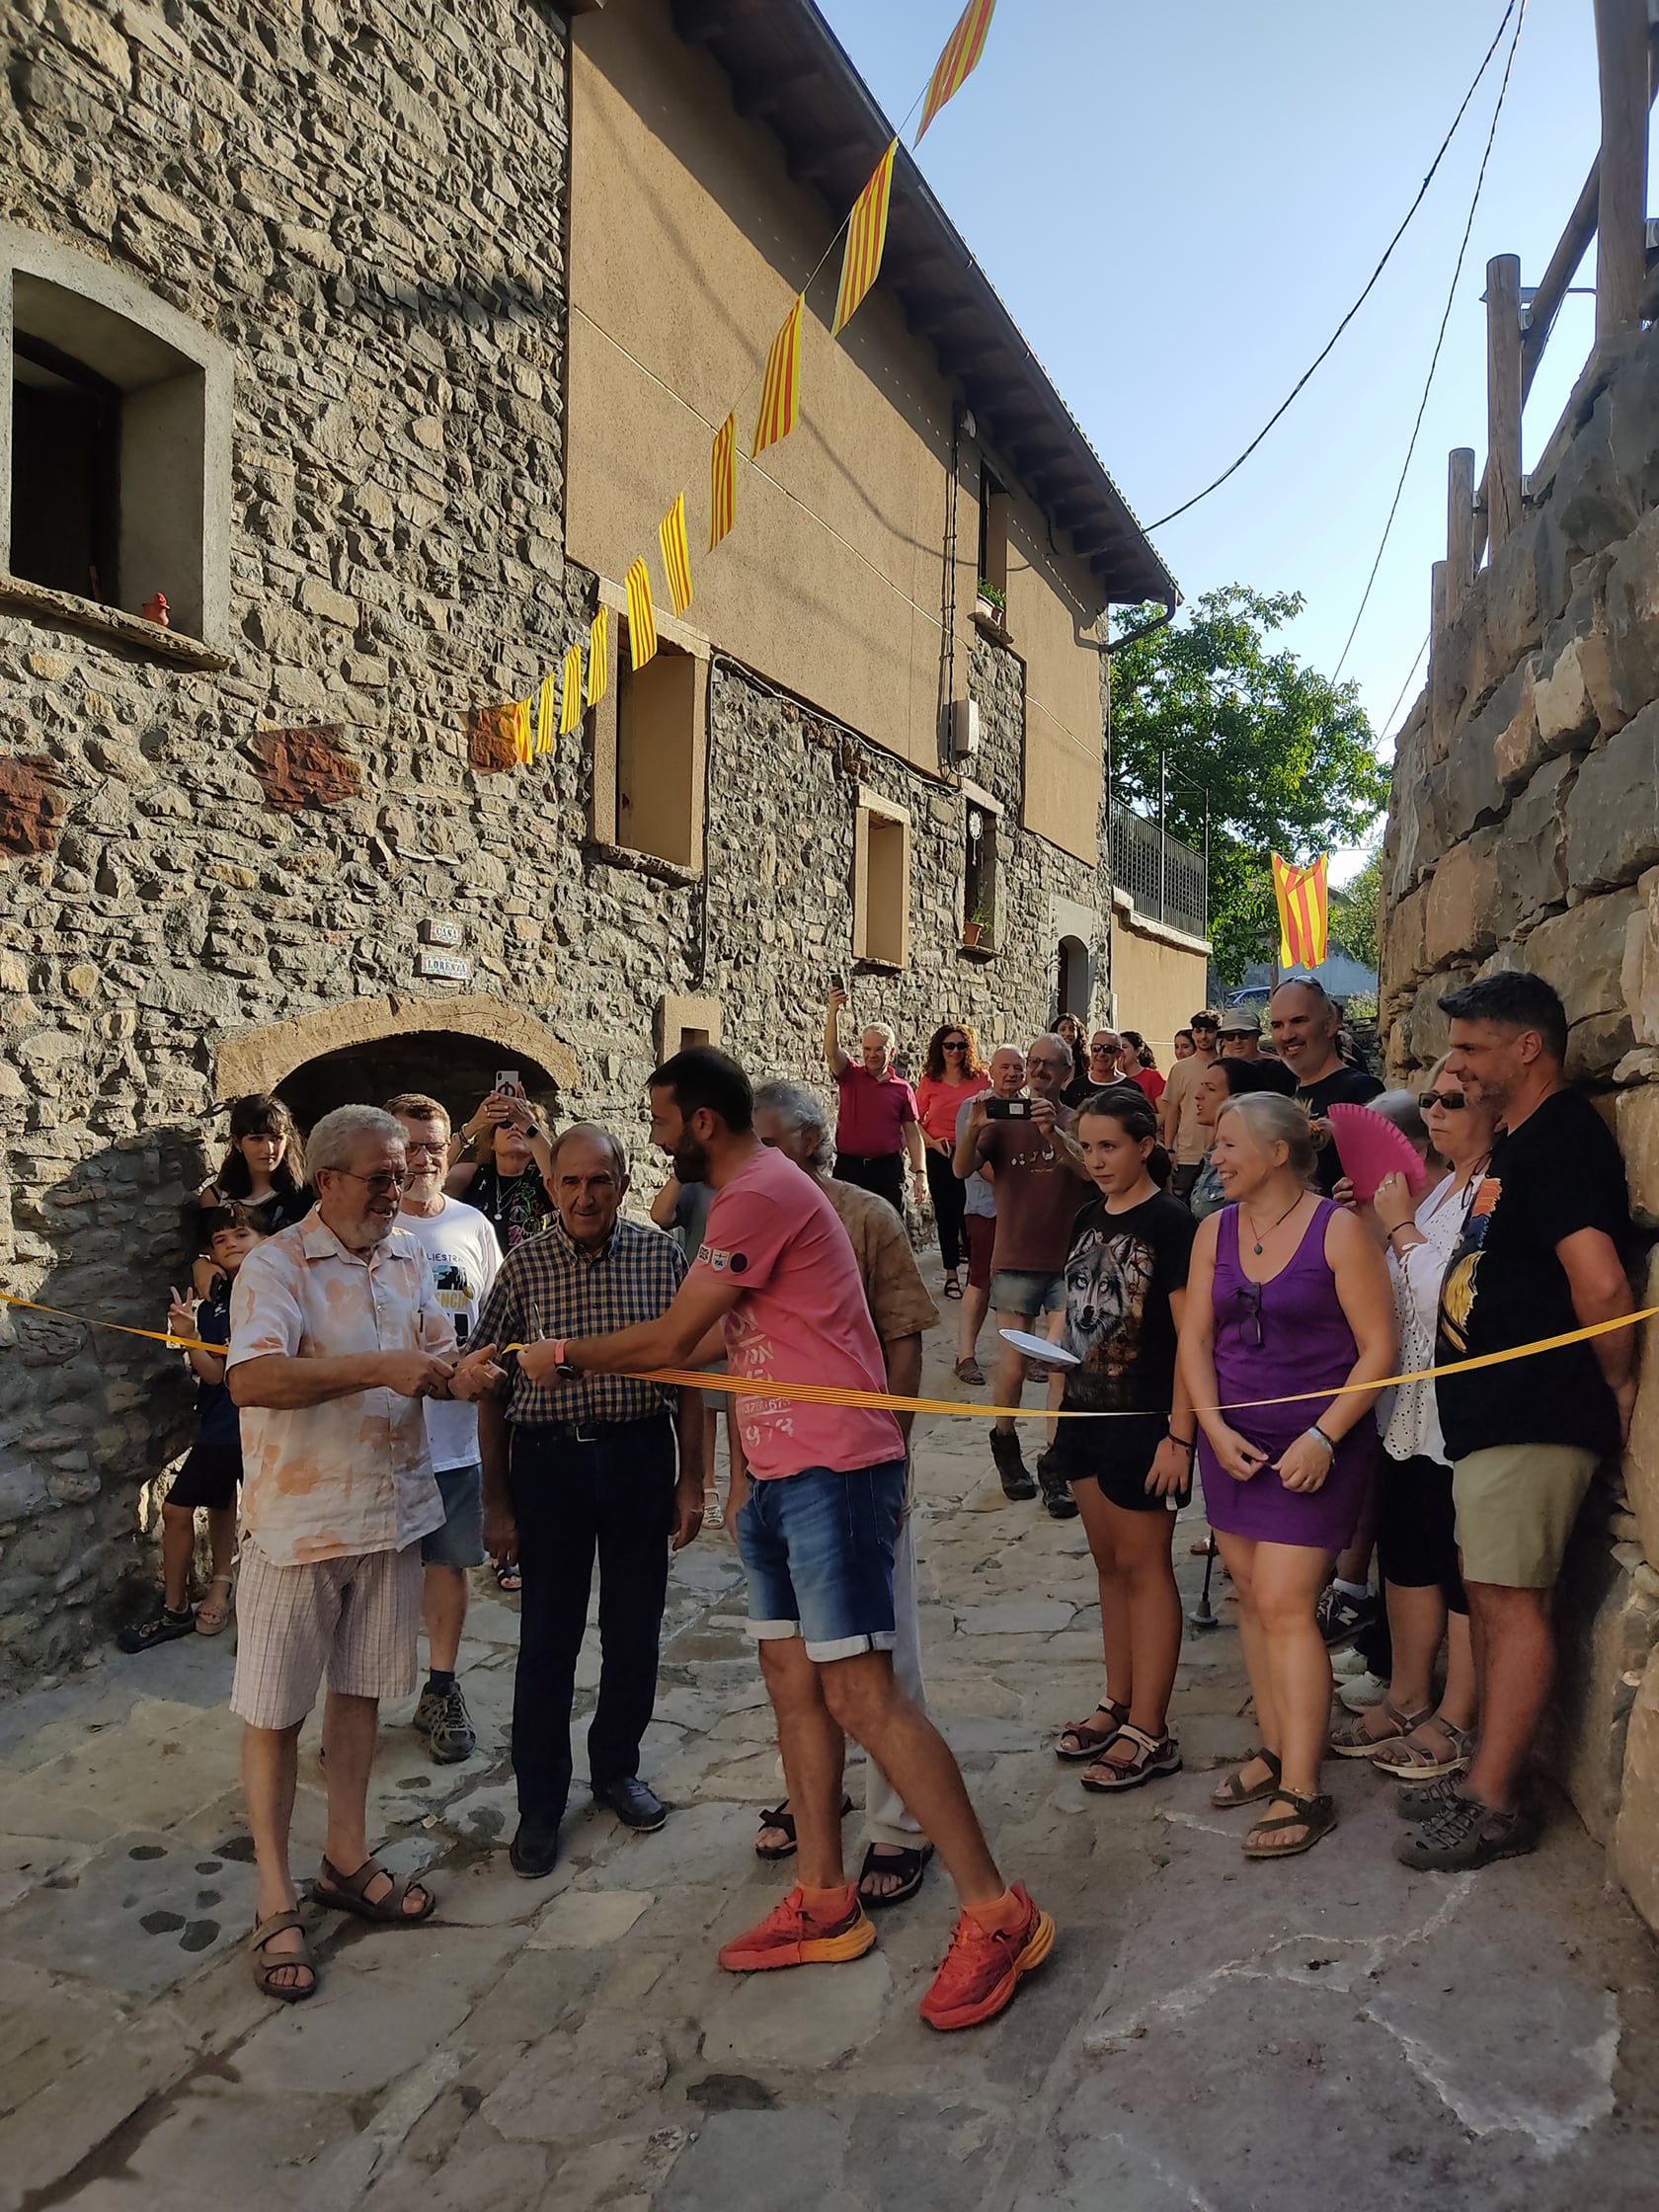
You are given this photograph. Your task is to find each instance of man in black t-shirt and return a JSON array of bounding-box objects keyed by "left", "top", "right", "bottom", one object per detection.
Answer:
[
  {"left": 1270, "top": 979, "right": 1382, "bottom": 1196},
  {"left": 1399, "top": 972, "right": 1634, "bottom": 1876}
]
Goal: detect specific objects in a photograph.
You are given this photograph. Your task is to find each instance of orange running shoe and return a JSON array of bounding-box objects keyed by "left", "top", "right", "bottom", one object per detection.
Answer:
[
  {"left": 918, "top": 1883, "right": 1055, "bottom": 2030},
  {"left": 717, "top": 1884, "right": 878, "bottom": 1973}
]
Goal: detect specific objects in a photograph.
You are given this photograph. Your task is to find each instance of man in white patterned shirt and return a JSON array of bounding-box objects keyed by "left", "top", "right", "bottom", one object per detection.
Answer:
[
  {"left": 477, "top": 1124, "right": 705, "bottom": 1877},
  {"left": 227, "top": 1106, "right": 502, "bottom": 2003}
]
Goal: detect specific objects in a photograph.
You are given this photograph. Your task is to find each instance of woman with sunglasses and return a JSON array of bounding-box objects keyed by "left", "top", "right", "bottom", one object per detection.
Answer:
[
  {"left": 915, "top": 1022, "right": 990, "bottom": 1301},
  {"left": 1181, "top": 1093, "right": 1396, "bottom": 1859},
  {"left": 1330, "top": 1060, "right": 1496, "bottom": 1783}
]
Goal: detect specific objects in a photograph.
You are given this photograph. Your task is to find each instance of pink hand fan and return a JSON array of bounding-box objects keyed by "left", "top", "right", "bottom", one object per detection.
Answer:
[{"left": 1326, "top": 1102, "right": 1429, "bottom": 1207}]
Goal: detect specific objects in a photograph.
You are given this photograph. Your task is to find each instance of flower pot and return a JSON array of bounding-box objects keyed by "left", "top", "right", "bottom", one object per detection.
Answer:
[{"left": 962, "top": 920, "right": 984, "bottom": 948}]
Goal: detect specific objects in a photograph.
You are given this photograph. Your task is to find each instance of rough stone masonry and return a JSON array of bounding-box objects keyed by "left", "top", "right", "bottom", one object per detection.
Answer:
[
  {"left": 1381, "top": 318, "right": 1659, "bottom": 1941},
  {"left": 0, "top": 0, "right": 1123, "bottom": 1685}
]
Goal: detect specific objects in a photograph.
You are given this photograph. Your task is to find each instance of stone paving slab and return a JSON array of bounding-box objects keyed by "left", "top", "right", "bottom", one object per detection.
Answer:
[{"left": 1, "top": 1295, "right": 1657, "bottom": 2208}]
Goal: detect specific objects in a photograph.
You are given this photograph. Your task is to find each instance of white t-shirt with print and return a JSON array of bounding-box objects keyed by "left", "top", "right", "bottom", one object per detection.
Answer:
[{"left": 397, "top": 1198, "right": 501, "bottom": 1470}]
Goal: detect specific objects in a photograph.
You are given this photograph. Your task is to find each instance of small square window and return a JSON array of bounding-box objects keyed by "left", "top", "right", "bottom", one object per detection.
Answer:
[
  {"left": 964, "top": 804, "right": 997, "bottom": 948},
  {"left": 616, "top": 637, "right": 702, "bottom": 869},
  {"left": 854, "top": 795, "right": 909, "bottom": 968}
]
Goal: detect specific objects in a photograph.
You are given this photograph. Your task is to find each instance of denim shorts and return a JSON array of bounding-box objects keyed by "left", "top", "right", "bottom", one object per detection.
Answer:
[
  {"left": 738, "top": 1460, "right": 908, "bottom": 1661},
  {"left": 990, "top": 1267, "right": 1066, "bottom": 1318},
  {"left": 421, "top": 1462, "right": 485, "bottom": 1569}
]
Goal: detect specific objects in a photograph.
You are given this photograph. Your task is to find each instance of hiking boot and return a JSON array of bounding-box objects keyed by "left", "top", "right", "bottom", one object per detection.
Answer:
[
  {"left": 1315, "top": 1584, "right": 1377, "bottom": 1648},
  {"left": 717, "top": 1884, "right": 876, "bottom": 1972},
  {"left": 919, "top": 1883, "right": 1056, "bottom": 2030},
  {"left": 1035, "top": 1446, "right": 1078, "bottom": 1520},
  {"left": 989, "top": 1428, "right": 1036, "bottom": 1500},
  {"left": 413, "top": 1681, "right": 476, "bottom": 1764},
  {"left": 1394, "top": 1792, "right": 1539, "bottom": 1871},
  {"left": 117, "top": 1605, "right": 196, "bottom": 1655},
  {"left": 1394, "top": 1770, "right": 1473, "bottom": 1821}
]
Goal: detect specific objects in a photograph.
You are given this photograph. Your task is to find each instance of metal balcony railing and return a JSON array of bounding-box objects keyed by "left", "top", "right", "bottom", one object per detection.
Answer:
[{"left": 1110, "top": 803, "right": 1209, "bottom": 940}]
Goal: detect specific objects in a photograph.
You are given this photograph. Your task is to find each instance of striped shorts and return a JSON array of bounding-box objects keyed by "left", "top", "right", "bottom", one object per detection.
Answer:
[{"left": 230, "top": 1537, "right": 423, "bottom": 1731}]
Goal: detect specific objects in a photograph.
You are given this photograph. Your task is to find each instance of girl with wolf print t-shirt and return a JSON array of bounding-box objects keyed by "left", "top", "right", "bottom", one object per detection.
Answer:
[{"left": 1048, "top": 1091, "right": 1197, "bottom": 1796}]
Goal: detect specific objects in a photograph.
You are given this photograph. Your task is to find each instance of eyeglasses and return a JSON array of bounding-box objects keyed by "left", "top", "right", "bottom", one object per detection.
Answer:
[
  {"left": 943, "top": 1038, "right": 968, "bottom": 1051},
  {"left": 333, "top": 1169, "right": 408, "bottom": 1194},
  {"left": 403, "top": 1140, "right": 448, "bottom": 1157},
  {"left": 1418, "top": 1091, "right": 1468, "bottom": 1112},
  {"left": 1238, "top": 1278, "right": 1264, "bottom": 1349}
]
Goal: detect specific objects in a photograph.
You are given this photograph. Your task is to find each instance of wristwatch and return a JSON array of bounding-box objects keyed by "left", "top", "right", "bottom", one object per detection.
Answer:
[{"left": 548, "top": 1336, "right": 583, "bottom": 1378}]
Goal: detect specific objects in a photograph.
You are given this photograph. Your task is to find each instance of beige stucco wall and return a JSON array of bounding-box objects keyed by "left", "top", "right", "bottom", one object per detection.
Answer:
[
  {"left": 566, "top": 0, "right": 1109, "bottom": 854},
  {"left": 1109, "top": 902, "right": 1211, "bottom": 1070}
]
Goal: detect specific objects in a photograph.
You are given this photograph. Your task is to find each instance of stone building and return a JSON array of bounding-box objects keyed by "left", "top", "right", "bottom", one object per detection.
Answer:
[
  {"left": 1381, "top": 322, "right": 1659, "bottom": 1936},
  {"left": 0, "top": 0, "right": 1203, "bottom": 1684}
]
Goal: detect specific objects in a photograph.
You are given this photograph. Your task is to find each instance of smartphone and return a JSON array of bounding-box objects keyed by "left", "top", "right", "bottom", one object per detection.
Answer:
[
  {"left": 829, "top": 971, "right": 846, "bottom": 993},
  {"left": 985, "top": 1098, "right": 1032, "bottom": 1120},
  {"left": 495, "top": 1069, "right": 522, "bottom": 1097}
]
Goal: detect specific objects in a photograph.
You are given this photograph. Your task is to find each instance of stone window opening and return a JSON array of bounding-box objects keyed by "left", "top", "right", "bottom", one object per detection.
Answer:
[
  {"left": 976, "top": 466, "right": 1010, "bottom": 626},
  {"left": 1, "top": 226, "right": 231, "bottom": 654},
  {"left": 853, "top": 788, "right": 909, "bottom": 970},
  {"left": 615, "top": 629, "right": 704, "bottom": 871},
  {"left": 1057, "top": 933, "right": 1091, "bottom": 1021},
  {"left": 963, "top": 803, "right": 997, "bottom": 951}
]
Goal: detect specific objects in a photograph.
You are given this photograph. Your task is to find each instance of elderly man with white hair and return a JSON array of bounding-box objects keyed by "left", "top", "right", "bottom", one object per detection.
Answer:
[
  {"left": 750, "top": 1078, "right": 940, "bottom": 1906},
  {"left": 824, "top": 984, "right": 925, "bottom": 1217},
  {"left": 225, "top": 1104, "right": 504, "bottom": 2006}
]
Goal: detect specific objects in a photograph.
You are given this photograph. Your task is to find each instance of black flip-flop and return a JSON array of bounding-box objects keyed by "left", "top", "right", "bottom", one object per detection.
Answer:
[
  {"left": 754, "top": 1794, "right": 853, "bottom": 1860},
  {"left": 942, "top": 1279, "right": 964, "bottom": 1300},
  {"left": 857, "top": 1841, "right": 932, "bottom": 1907}
]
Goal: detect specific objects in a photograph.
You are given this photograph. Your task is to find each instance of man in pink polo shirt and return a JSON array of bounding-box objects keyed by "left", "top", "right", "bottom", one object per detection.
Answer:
[
  {"left": 824, "top": 986, "right": 925, "bottom": 1219},
  {"left": 516, "top": 1046, "right": 1053, "bottom": 2031}
]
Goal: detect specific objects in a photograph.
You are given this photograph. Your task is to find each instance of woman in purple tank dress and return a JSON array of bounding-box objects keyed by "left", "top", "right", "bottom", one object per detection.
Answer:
[{"left": 1181, "top": 1094, "right": 1396, "bottom": 1860}]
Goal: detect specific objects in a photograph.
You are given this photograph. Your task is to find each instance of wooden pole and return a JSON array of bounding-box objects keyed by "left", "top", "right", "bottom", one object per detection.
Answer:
[
  {"left": 1429, "top": 559, "right": 1450, "bottom": 757},
  {"left": 1484, "top": 255, "right": 1524, "bottom": 554},
  {"left": 1593, "top": 0, "right": 1650, "bottom": 342},
  {"left": 1447, "top": 448, "right": 1475, "bottom": 615}
]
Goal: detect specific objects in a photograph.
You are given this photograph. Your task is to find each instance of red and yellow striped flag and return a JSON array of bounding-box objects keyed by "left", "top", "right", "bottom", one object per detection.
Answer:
[
  {"left": 751, "top": 296, "right": 803, "bottom": 458},
  {"left": 1271, "top": 853, "right": 1330, "bottom": 970},
  {"left": 832, "top": 140, "right": 897, "bottom": 337},
  {"left": 587, "top": 605, "right": 608, "bottom": 708},
  {"left": 559, "top": 645, "right": 584, "bottom": 736},
  {"left": 625, "top": 557, "right": 658, "bottom": 671},
  {"left": 915, "top": 0, "right": 995, "bottom": 141},
  {"left": 534, "top": 672, "right": 555, "bottom": 755},
  {"left": 512, "top": 696, "right": 532, "bottom": 766},
  {"left": 708, "top": 412, "right": 736, "bottom": 552},
  {"left": 659, "top": 494, "right": 693, "bottom": 617}
]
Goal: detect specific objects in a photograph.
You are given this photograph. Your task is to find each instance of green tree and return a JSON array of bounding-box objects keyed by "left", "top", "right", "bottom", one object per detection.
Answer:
[
  {"left": 1327, "top": 844, "right": 1382, "bottom": 972},
  {"left": 1110, "top": 586, "right": 1390, "bottom": 983}
]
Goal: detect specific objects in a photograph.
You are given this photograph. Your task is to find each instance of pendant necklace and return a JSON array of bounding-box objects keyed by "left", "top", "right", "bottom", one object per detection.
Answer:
[{"left": 1243, "top": 1194, "right": 1303, "bottom": 1256}]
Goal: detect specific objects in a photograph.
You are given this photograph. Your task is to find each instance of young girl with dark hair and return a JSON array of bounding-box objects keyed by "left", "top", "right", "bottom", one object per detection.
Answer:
[
  {"left": 188, "top": 1094, "right": 311, "bottom": 1295},
  {"left": 1049, "top": 1091, "right": 1198, "bottom": 1793}
]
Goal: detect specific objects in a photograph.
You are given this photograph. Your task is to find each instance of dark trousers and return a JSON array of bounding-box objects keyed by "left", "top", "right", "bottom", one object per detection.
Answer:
[
  {"left": 508, "top": 1415, "right": 675, "bottom": 1825},
  {"left": 924, "top": 1146, "right": 967, "bottom": 1271},
  {"left": 835, "top": 1149, "right": 905, "bottom": 1216}
]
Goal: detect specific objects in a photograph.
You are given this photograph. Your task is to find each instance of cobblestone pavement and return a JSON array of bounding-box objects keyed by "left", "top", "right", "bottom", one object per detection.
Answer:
[{"left": 4, "top": 1297, "right": 1659, "bottom": 2211}]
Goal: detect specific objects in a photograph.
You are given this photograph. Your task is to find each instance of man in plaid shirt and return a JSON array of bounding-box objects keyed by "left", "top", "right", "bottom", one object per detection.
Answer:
[{"left": 477, "top": 1125, "right": 705, "bottom": 1877}]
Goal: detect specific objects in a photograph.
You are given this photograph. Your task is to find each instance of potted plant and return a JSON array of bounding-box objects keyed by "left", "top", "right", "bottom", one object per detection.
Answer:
[
  {"left": 975, "top": 579, "right": 1006, "bottom": 626},
  {"left": 962, "top": 904, "right": 992, "bottom": 949}
]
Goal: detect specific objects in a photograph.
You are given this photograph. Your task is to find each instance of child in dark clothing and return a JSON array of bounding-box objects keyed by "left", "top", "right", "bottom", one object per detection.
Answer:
[{"left": 118, "top": 1205, "right": 264, "bottom": 1653}]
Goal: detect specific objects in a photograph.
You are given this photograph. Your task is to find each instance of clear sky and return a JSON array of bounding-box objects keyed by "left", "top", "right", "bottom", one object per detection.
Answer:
[{"left": 817, "top": 0, "right": 1631, "bottom": 878}]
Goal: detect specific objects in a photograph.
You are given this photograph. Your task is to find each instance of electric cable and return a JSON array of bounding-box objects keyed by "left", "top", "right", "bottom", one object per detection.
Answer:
[
  {"left": 1145, "top": 0, "right": 1521, "bottom": 532},
  {"left": 1331, "top": 0, "right": 1529, "bottom": 679}
]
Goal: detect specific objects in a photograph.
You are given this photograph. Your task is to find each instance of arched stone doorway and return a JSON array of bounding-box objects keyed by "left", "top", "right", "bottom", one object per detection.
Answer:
[{"left": 212, "top": 992, "right": 581, "bottom": 1134}]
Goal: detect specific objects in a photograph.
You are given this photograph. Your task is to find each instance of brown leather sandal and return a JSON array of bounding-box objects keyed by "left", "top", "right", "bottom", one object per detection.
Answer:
[
  {"left": 249, "top": 1909, "right": 316, "bottom": 2003},
  {"left": 313, "top": 1856, "right": 435, "bottom": 1924},
  {"left": 1242, "top": 1789, "right": 1339, "bottom": 1859},
  {"left": 1210, "top": 1747, "right": 1283, "bottom": 1808},
  {"left": 1055, "top": 1700, "right": 1129, "bottom": 1761}
]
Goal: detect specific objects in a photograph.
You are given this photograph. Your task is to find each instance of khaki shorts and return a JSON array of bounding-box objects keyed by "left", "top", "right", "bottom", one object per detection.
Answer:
[
  {"left": 231, "top": 1537, "right": 423, "bottom": 1730},
  {"left": 1452, "top": 1445, "right": 1600, "bottom": 1589}
]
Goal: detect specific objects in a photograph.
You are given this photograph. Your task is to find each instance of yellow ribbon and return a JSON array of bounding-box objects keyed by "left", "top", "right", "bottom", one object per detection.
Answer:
[{"left": 5, "top": 1288, "right": 1644, "bottom": 1424}]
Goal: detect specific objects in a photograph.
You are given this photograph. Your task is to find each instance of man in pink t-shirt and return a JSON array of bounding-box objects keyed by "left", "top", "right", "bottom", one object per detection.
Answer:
[
  {"left": 824, "top": 986, "right": 926, "bottom": 1219},
  {"left": 517, "top": 1046, "right": 1053, "bottom": 2032}
]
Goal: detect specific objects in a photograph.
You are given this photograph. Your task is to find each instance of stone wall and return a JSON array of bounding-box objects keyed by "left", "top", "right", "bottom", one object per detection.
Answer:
[
  {"left": 0, "top": 3, "right": 1123, "bottom": 1685},
  {"left": 1381, "top": 323, "right": 1659, "bottom": 1933}
]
